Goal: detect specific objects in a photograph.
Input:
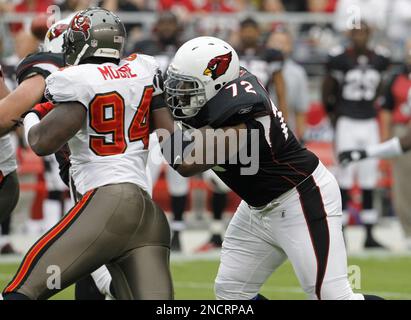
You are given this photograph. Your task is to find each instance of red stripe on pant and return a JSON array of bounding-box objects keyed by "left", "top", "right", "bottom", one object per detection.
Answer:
[{"left": 4, "top": 189, "right": 95, "bottom": 294}]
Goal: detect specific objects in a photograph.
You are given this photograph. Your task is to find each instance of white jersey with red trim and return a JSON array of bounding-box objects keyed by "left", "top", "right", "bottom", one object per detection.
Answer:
[
  {"left": 0, "top": 134, "right": 17, "bottom": 177},
  {"left": 44, "top": 54, "right": 161, "bottom": 195}
]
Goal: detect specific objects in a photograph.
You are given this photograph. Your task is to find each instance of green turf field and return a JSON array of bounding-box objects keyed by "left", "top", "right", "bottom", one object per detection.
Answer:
[{"left": 1, "top": 256, "right": 411, "bottom": 299}]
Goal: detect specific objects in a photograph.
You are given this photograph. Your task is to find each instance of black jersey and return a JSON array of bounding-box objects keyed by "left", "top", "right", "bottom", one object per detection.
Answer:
[
  {"left": 17, "top": 51, "right": 70, "bottom": 186},
  {"left": 327, "top": 46, "right": 390, "bottom": 119},
  {"left": 186, "top": 69, "right": 319, "bottom": 207},
  {"left": 16, "top": 51, "right": 64, "bottom": 86},
  {"left": 238, "top": 47, "right": 283, "bottom": 90}
]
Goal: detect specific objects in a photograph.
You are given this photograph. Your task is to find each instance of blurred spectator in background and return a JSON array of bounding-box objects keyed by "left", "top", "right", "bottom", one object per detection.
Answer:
[
  {"left": 101, "top": 0, "right": 153, "bottom": 47},
  {"left": 278, "top": 0, "right": 306, "bottom": 11},
  {"left": 2, "top": 30, "right": 39, "bottom": 73},
  {"left": 266, "top": 26, "right": 309, "bottom": 139},
  {"left": 158, "top": 0, "right": 197, "bottom": 23},
  {"left": 102, "top": 0, "right": 151, "bottom": 11},
  {"left": 236, "top": 17, "right": 288, "bottom": 118},
  {"left": 58, "top": 0, "right": 96, "bottom": 11},
  {"left": 259, "top": 0, "right": 285, "bottom": 13},
  {"left": 323, "top": 22, "right": 391, "bottom": 249},
  {"left": 387, "top": 0, "right": 411, "bottom": 53},
  {"left": 296, "top": 0, "right": 339, "bottom": 63},
  {"left": 130, "top": 11, "right": 182, "bottom": 70},
  {"left": 380, "top": 39, "right": 411, "bottom": 250},
  {"left": 334, "top": 0, "right": 389, "bottom": 32},
  {"left": 9, "top": 0, "right": 53, "bottom": 34},
  {"left": 307, "top": 0, "right": 337, "bottom": 12},
  {"left": 198, "top": 0, "right": 237, "bottom": 12}
]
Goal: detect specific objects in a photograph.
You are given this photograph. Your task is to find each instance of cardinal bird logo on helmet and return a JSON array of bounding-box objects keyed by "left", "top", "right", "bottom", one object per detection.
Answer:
[
  {"left": 203, "top": 52, "right": 232, "bottom": 80},
  {"left": 70, "top": 13, "right": 91, "bottom": 40},
  {"left": 47, "top": 23, "right": 68, "bottom": 41}
]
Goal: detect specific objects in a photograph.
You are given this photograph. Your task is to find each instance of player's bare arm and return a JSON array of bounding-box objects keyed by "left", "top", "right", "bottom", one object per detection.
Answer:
[
  {"left": 0, "top": 75, "right": 46, "bottom": 137},
  {"left": 151, "top": 107, "right": 246, "bottom": 177},
  {"left": 176, "top": 123, "right": 247, "bottom": 177},
  {"left": 27, "top": 102, "right": 86, "bottom": 156}
]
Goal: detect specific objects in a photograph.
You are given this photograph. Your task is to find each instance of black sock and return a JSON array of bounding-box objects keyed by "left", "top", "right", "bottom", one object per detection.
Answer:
[
  {"left": 1, "top": 215, "right": 11, "bottom": 235},
  {"left": 171, "top": 195, "right": 187, "bottom": 222},
  {"left": 340, "top": 188, "right": 349, "bottom": 211},
  {"left": 3, "top": 292, "right": 30, "bottom": 300},
  {"left": 365, "top": 224, "right": 374, "bottom": 239},
  {"left": 212, "top": 192, "right": 227, "bottom": 221}
]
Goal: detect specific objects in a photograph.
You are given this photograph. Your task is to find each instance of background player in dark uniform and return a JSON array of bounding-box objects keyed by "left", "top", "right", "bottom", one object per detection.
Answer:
[
  {"left": 322, "top": 22, "right": 390, "bottom": 249},
  {"left": 160, "top": 36, "right": 383, "bottom": 300},
  {"left": 340, "top": 38, "right": 411, "bottom": 250},
  {"left": 236, "top": 17, "right": 288, "bottom": 120}
]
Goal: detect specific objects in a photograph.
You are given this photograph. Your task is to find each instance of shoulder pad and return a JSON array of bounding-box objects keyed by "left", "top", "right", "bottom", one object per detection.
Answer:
[
  {"left": 200, "top": 71, "right": 270, "bottom": 128},
  {"left": 44, "top": 66, "right": 89, "bottom": 106},
  {"left": 16, "top": 52, "right": 64, "bottom": 84},
  {"left": 125, "top": 53, "right": 163, "bottom": 95}
]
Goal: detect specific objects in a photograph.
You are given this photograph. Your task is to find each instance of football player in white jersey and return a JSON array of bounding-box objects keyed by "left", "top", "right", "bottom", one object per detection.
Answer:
[
  {"left": 3, "top": 8, "right": 173, "bottom": 300},
  {"left": 0, "top": 66, "right": 19, "bottom": 253}
]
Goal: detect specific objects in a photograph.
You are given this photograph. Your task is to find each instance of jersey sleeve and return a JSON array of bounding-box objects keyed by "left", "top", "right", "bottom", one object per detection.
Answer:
[
  {"left": 135, "top": 54, "right": 164, "bottom": 96},
  {"left": 205, "top": 73, "right": 270, "bottom": 128},
  {"left": 16, "top": 52, "right": 63, "bottom": 84},
  {"left": 44, "top": 68, "right": 90, "bottom": 107}
]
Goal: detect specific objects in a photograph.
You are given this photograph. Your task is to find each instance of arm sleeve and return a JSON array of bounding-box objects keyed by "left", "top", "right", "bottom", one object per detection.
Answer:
[{"left": 16, "top": 52, "right": 62, "bottom": 84}]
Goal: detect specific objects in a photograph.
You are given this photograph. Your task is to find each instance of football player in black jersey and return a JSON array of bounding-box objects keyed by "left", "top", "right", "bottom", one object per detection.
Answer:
[
  {"left": 322, "top": 22, "right": 390, "bottom": 249},
  {"left": 159, "top": 36, "right": 383, "bottom": 300}
]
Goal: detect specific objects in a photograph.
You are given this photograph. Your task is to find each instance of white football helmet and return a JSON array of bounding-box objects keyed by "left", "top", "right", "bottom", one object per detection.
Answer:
[
  {"left": 43, "top": 15, "right": 74, "bottom": 53},
  {"left": 165, "top": 36, "right": 240, "bottom": 119}
]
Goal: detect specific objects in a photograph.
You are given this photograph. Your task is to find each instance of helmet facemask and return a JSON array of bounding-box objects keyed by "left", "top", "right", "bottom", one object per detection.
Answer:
[{"left": 165, "top": 70, "right": 207, "bottom": 119}]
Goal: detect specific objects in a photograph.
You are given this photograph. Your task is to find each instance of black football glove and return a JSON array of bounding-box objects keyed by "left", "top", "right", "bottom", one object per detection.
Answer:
[{"left": 338, "top": 149, "right": 367, "bottom": 166}]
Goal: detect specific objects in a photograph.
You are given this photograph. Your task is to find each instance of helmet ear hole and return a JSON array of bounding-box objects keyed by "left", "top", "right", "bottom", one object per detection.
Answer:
[{"left": 215, "top": 84, "right": 222, "bottom": 90}]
